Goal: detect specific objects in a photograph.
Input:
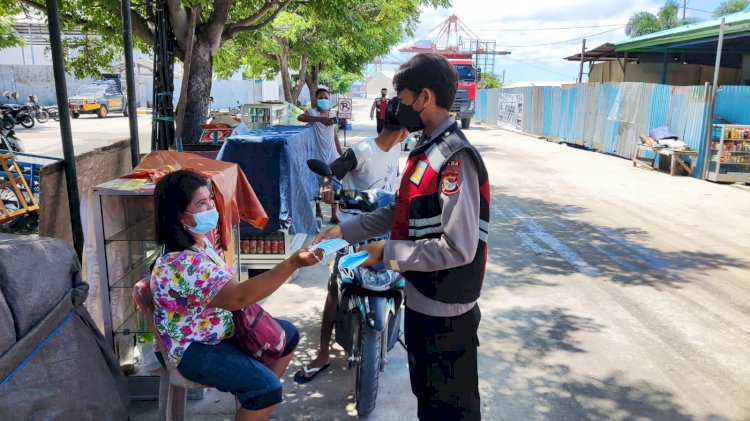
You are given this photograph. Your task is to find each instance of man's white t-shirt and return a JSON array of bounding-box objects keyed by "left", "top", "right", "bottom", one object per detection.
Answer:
[
  {"left": 307, "top": 107, "right": 339, "bottom": 165},
  {"left": 338, "top": 138, "right": 401, "bottom": 221}
]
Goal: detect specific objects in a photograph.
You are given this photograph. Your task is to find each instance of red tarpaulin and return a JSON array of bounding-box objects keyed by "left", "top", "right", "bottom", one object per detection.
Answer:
[{"left": 122, "top": 151, "right": 268, "bottom": 251}]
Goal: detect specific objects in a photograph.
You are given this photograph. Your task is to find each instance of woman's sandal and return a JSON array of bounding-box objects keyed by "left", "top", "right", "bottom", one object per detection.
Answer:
[{"left": 293, "top": 363, "right": 331, "bottom": 384}]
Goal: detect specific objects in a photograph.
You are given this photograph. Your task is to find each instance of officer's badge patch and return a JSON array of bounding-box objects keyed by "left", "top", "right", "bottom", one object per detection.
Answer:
[
  {"left": 441, "top": 172, "right": 459, "bottom": 195},
  {"left": 410, "top": 160, "right": 428, "bottom": 186}
]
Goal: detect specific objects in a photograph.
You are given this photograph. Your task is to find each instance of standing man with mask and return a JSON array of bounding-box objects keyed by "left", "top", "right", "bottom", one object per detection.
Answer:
[
  {"left": 294, "top": 97, "right": 408, "bottom": 384},
  {"left": 370, "top": 88, "right": 389, "bottom": 134},
  {"left": 299, "top": 87, "right": 344, "bottom": 223},
  {"left": 314, "top": 53, "right": 490, "bottom": 420}
]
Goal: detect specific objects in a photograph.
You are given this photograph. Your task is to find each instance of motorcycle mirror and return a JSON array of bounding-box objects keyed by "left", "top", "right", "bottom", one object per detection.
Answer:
[{"left": 307, "top": 159, "right": 334, "bottom": 177}]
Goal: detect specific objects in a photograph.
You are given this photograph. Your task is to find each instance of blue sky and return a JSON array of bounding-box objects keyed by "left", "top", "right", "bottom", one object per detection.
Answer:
[{"left": 381, "top": 0, "right": 731, "bottom": 84}]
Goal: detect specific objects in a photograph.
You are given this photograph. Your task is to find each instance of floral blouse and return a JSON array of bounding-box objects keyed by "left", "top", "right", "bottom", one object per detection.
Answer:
[{"left": 150, "top": 242, "right": 235, "bottom": 366}]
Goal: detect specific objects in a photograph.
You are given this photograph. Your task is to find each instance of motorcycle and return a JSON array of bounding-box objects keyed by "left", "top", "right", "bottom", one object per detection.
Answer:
[
  {"left": 1, "top": 91, "right": 35, "bottom": 129},
  {"left": 307, "top": 158, "right": 406, "bottom": 417},
  {"left": 0, "top": 128, "right": 25, "bottom": 153},
  {"left": 27, "top": 95, "right": 51, "bottom": 123}
]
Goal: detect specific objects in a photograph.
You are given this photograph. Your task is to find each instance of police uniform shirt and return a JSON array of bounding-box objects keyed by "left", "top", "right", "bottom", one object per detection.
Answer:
[{"left": 339, "top": 116, "right": 481, "bottom": 318}]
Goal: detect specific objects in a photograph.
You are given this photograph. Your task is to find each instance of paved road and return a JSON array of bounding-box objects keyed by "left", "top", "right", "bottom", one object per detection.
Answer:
[
  {"left": 16, "top": 113, "right": 152, "bottom": 158},
  {"left": 129, "top": 101, "right": 750, "bottom": 420}
]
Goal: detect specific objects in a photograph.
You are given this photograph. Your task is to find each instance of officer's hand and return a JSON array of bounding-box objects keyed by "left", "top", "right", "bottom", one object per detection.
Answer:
[
  {"left": 357, "top": 241, "right": 386, "bottom": 268},
  {"left": 312, "top": 225, "right": 343, "bottom": 245}
]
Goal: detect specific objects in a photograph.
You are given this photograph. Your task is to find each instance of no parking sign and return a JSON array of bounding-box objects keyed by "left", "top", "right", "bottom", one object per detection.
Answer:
[{"left": 337, "top": 98, "right": 352, "bottom": 119}]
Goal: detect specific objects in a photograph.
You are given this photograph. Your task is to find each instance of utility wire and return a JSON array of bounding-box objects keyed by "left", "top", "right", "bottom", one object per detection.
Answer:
[
  {"left": 500, "top": 26, "right": 625, "bottom": 48},
  {"left": 505, "top": 56, "right": 575, "bottom": 79},
  {"left": 474, "top": 23, "right": 626, "bottom": 32}
]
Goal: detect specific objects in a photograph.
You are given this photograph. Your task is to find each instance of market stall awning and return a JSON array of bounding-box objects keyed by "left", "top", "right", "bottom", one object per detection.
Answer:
[
  {"left": 615, "top": 10, "right": 750, "bottom": 53},
  {"left": 564, "top": 43, "right": 637, "bottom": 62}
]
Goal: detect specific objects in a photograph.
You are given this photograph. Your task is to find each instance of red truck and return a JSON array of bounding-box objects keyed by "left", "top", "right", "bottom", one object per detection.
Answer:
[{"left": 446, "top": 57, "right": 479, "bottom": 130}]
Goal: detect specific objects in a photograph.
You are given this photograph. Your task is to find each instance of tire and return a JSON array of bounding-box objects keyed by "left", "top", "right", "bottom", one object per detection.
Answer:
[
  {"left": 36, "top": 110, "right": 49, "bottom": 123},
  {"left": 71, "top": 111, "right": 80, "bottom": 119},
  {"left": 96, "top": 105, "right": 108, "bottom": 118},
  {"left": 0, "top": 187, "right": 20, "bottom": 229},
  {"left": 355, "top": 323, "right": 382, "bottom": 417},
  {"left": 19, "top": 114, "right": 34, "bottom": 129},
  {"left": 461, "top": 117, "right": 471, "bottom": 130}
]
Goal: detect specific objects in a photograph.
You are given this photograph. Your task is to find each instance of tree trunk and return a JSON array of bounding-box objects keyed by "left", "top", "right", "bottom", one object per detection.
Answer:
[
  {"left": 305, "top": 63, "right": 321, "bottom": 108},
  {"left": 279, "top": 54, "right": 293, "bottom": 103},
  {"left": 181, "top": 41, "right": 214, "bottom": 144}
]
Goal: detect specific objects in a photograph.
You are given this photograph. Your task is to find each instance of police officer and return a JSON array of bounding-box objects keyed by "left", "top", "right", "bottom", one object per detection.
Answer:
[{"left": 314, "top": 53, "right": 490, "bottom": 420}]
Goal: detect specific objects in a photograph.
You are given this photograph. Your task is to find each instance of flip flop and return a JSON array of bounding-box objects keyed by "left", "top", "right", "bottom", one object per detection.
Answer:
[{"left": 293, "top": 363, "right": 331, "bottom": 384}]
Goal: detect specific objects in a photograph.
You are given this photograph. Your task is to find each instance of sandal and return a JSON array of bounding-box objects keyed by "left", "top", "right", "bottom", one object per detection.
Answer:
[{"left": 293, "top": 363, "right": 331, "bottom": 384}]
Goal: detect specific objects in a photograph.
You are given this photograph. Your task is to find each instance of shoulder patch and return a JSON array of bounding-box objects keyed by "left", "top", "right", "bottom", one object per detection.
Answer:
[
  {"left": 440, "top": 171, "right": 460, "bottom": 195},
  {"left": 445, "top": 160, "right": 461, "bottom": 169}
]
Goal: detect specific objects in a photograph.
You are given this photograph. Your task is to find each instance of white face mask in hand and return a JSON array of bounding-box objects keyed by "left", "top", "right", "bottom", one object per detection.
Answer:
[
  {"left": 338, "top": 251, "right": 369, "bottom": 279},
  {"left": 310, "top": 238, "right": 350, "bottom": 264}
]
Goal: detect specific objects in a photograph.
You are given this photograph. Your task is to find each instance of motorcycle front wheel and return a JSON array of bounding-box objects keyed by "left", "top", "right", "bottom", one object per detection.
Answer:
[
  {"left": 19, "top": 115, "right": 34, "bottom": 129},
  {"left": 355, "top": 322, "right": 382, "bottom": 417},
  {"left": 36, "top": 110, "right": 49, "bottom": 123},
  {"left": 2, "top": 116, "right": 13, "bottom": 130}
]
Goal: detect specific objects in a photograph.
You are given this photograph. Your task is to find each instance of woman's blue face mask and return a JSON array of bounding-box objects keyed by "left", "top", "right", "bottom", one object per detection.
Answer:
[{"left": 186, "top": 208, "right": 219, "bottom": 235}]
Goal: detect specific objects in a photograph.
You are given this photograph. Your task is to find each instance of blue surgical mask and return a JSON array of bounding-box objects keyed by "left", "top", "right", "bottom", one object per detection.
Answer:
[
  {"left": 317, "top": 99, "right": 331, "bottom": 110},
  {"left": 339, "top": 251, "right": 369, "bottom": 279},
  {"left": 311, "top": 238, "right": 349, "bottom": 256},
  {"left": 186, "top": 208, "right": 219, "bottom": 235}
]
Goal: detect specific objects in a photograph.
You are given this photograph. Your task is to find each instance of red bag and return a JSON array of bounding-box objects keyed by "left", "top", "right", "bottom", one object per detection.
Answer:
[{"left": 232, "top": 304, "right": 286, "bottom": 365}]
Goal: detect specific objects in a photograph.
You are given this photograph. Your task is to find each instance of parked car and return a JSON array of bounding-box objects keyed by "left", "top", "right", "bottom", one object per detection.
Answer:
[{"left": 68, "top": 80, "right": 128, "bottom": 118}]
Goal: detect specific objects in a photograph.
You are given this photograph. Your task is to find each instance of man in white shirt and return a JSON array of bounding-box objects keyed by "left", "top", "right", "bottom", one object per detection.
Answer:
[
  {"left": 298, "top": 88, "right": 344, "bottom": 222},
  {"left": 294, "top": 97, "right": 408, "bottom": 383}
]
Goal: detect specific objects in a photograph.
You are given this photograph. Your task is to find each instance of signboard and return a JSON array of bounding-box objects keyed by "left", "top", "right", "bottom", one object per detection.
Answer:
[
  {"left": 497, "top": 93, "right": 523, "bottom": 131},
  {"left": 337, "top": 97, "right": 353, "bottom": 119}
]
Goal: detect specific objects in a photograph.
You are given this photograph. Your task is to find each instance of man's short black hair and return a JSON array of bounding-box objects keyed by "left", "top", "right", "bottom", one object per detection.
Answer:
[
  {"left": 381, "top": 88, "right": 388, "bottom": 92},
  {"left": 315, "top": 88, "right": 329, "bottom": 97},
  {"left": 393, "top": 53, "right": 458, "bottom": 110}
]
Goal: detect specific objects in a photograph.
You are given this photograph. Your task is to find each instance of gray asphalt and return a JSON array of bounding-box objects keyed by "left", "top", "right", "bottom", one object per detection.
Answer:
[{"left": 124, "top": 98, "right": 750, "bottom": 421}]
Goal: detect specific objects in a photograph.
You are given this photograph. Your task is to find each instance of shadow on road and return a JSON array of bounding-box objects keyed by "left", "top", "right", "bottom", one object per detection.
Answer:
[
  {"left": 477, "top": 305, "right": 729, "bottom": 421},
  {"left": 486, "top": 186, "right": 749, "bottom": 289}
]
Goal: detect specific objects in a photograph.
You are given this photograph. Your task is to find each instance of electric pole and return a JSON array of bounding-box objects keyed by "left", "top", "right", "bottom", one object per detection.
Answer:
[
  {"left": 578, "top": 38, "right": 586, "bottom": 84},
  {"left": 683, "top": 0, "right": 687, "bottom": 21}
]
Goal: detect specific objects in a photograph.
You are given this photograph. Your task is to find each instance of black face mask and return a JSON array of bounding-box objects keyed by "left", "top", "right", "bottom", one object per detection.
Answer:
[{"left": 396, "top": 93, "right": 426, "bottom": 133}]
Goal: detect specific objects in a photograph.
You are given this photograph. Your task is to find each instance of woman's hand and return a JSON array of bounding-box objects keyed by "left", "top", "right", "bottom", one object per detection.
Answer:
[
  {"left": 312, "top": 225, "right": 343, "bottom": 245},
  {"left": 291, "top": 247, "right": 324, "bottom": 268}
]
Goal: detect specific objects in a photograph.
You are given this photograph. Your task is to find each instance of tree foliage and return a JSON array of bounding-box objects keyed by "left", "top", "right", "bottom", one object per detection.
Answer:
[
  {"left": 713, "top": 0, "right": 749, "bottom": 17},
  {"left": 480, "top": 73, "right": 502, "bottom": 89},
  {"left": 0, "top": 16, "right": 26, "bottom": 50},
  {"left": 230, "top": 0, "right": 449, "bottom": 105},
  {"left": 625, "top": 0, "right": 699, "bottom": 37}
]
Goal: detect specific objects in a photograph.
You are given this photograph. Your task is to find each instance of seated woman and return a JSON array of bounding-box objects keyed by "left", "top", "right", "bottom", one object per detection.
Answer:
[{"left": 151, "top": 170, "right": 321, "bottom": 421}]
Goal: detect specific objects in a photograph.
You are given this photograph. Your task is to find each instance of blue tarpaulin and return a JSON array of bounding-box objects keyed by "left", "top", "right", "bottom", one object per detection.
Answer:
[{"left": 218, "top": 125, "right": 319, "bottom": 236}]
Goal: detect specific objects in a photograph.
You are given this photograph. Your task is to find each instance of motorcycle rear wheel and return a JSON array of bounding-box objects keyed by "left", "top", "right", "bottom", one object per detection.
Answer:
[
  {"left": 355, "top": 323, "right": 382, "bottom": 417},
  {"left": 19, "top": 115, "right": 34, "bottom": 129},
  {"left": 36, "top": 110, "right": 49, "bottom": 123},
  {"left": 2, "top": 116, "right": 13, "bottom": 130}
]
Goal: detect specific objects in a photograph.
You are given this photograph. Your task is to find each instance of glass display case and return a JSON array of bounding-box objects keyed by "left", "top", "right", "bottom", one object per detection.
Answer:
[
  {"left": 708, "top": 124, "right": 750, "bottom": 183},
  {"left": 240, "top": 103, "right": 287, "bottom": 130},
  {"left": 93, "top": 178, "right": 239, "bottom": 399}
]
